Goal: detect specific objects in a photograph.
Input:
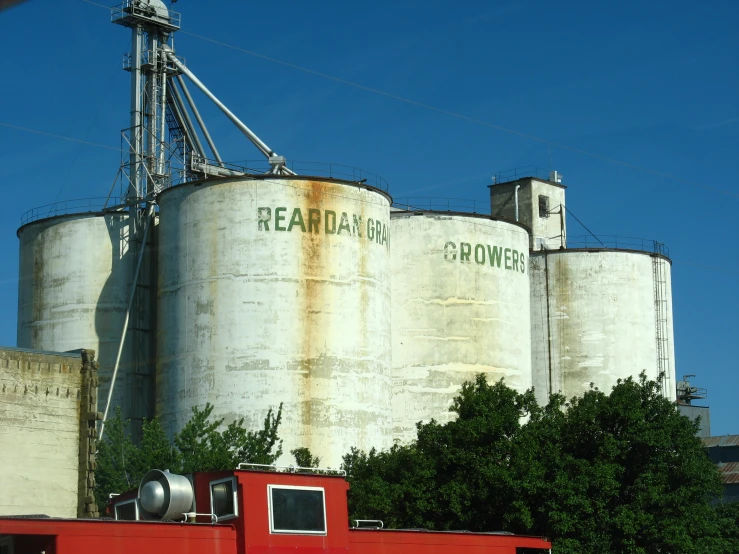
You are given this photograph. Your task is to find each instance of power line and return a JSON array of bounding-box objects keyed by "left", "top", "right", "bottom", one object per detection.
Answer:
[
  {"left": 177, "top": 31, "right": 739, "bottom": 200},
  {"left": 54, "top": 40, "right": 130, "bottom": 204},
  {"left": 78, "top": 0, "right": 739, "bottom": 198},
  {"left": 0, "top": 122, "right": 123, "bottom": 152}
]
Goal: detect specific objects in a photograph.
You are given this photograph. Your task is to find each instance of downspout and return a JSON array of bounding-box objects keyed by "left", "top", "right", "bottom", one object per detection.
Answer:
[
  {"left": 99, "top": 203, "right": 154, "bottom": 441},
  {"left": 544, "top": 249, "right": 554, "bottom": 397},
  {"left": 559, "top": 204, "right": 565, "bottom": 248},
  {"left": 514, "top": 184, "right": 521, "bottom": 222}
]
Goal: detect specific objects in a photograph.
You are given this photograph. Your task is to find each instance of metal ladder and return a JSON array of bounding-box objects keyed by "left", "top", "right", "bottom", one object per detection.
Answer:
[{"left": 652, "top": 245, "right": 671, "bottom": 398}]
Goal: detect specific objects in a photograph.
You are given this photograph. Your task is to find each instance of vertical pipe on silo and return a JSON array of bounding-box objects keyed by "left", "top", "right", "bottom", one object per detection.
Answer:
[{"left": 100, "top": 205, "right": 153, "bottom": 441}]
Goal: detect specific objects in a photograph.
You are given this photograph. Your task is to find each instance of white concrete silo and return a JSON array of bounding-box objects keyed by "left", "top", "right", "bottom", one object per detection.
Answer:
[
  {"left": 155, "top": 176, "right": 392, "bottom": 467},
  {"left": 16, "top": 213, "right": 137, "bottom": 417},
  {"left": 530, "top": 249, "right": 676, "bottom": 404},
  {"left": 390, "top": 212, "right": 532, "bottom": 443}
]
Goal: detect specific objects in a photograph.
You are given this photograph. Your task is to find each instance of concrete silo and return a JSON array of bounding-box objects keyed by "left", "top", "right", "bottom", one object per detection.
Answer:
[
  {"left": 530, "top": 248, "right": 676, "bottom": 403},
  {"left": 155, "top": 175, "right": 392, "bottom": 467},
  {"left": 16, "top": 212, "right": 148, "bottom": 421},
  {"left": 490, "top": 170, "right": 677, "bottom": 403},
  {"left": 390, "top": 211, "right": 532, "bottom": 443}
]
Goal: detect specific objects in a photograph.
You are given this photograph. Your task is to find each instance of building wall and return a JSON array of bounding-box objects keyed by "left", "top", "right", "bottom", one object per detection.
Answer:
[
  {"left": 678, "top": 405, "right": 711, "bottom": 438},
  {"left": 0, "top": 348, "right": 98, "bottom": 518},
  {"left": 489, "top": 178, "right": 566, "bottom": 251}
]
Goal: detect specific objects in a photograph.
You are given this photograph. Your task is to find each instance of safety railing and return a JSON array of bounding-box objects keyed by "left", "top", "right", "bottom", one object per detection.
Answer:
[
  {"left": 392, "top": 197, "right": 490, "bottom": 214},
  {"left": 205, "top": 159, "right": 390, "bottom": 192},
  {"left": 111, "top": 1, "right": 181, "bottom": 30},
  {"left": 236, "top": 462, "right": 346, "bottom": 476},
  {"left": 567, "top": 235, "right": 669, "bottom": 257},
  {"left": 20, "top": 197, "right": 122, "bottom": 226},
  {"left": 492, "top": 165, "right": 554, "bottom": 185}
]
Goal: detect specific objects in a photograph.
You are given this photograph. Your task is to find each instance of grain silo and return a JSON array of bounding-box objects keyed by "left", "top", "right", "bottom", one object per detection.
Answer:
[
  {"left": 530, "top": 248, "right": 676, "bottom": 403},
  {"left": 155, "top": 175, "right": 392, "bottom": 467},
  {"left": 16, "top": 212, "right": 151, "bottom": 423},
  {"left": 390, "top": 211, "right": 531, "bottom": 443},
  {"left": 489, "top": 170, "right": 677, "bottom": 404}
]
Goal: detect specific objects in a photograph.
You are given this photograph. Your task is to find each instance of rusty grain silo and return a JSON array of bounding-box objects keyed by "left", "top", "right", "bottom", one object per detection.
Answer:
[
  {"left": 155, "top": 176, "right": 392, "bottom": 466},
  {"left": 390, "top": 211, "right": 532, "bottom": 443}
]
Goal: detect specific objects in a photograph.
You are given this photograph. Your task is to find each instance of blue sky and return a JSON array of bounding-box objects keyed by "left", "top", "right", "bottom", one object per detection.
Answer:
[{"left": 0, "top": 0, "right": 736, "bottom": 433}]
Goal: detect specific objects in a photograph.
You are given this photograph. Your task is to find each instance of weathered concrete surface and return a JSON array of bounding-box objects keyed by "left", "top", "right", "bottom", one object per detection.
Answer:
[
  {"left": 530, "top": 250, "right": 677, "bottom": 405},
  {"left": 16, "top": 214, "right": 133, "bottom": 418},
  {"left": 390, "top": 212, "right": 532, "bottom": 444},
  {"left": 490, "top": 178, "right": 566, "bottom": 251},
  {"left": 0, "top": 348, "right": 94, "bottom": 518},
  {"left": 156, "top": 177, "right": 392, "bottom": 467}
]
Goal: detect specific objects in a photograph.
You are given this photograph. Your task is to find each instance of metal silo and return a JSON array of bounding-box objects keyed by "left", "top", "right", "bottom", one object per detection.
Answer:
[
  {"left": 530, "top": 248, "right": 676, "bottom": 404},
  {"left": 155, "top": 175, "right": 392, "bottom": 467},
  {"left": 390, "top": 211, "right": 532, "bottom": 444},
  {"left": 16, "top": 212, "right": 136, "bottom": 418}
]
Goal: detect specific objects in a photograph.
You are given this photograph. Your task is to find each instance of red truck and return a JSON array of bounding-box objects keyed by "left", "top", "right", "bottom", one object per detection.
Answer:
[{"left": 0, "top": 466, "right": 551, "bottom": 553}]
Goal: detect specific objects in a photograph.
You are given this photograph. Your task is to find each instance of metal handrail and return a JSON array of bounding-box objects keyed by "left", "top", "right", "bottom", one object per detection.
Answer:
[
  {"left": 392, "top": 197, "right": 490, "bottom": 214},
  {"left": 20, "top": 197, "right": 123, "bottom": 226},
  {"left": 183, "top": 511, "right": 218, "bottom": 524},
  {"left": 214, "top": 159, "right": 390, "bottom": 192},
  {"left": 236, "top": 462, "right": 346, "bottom": 476},
  {"left": 492, "top": 165, "right": 554, "bottom": 185},
  {"left": 566, "top": 235, "right": 669, "bottom": 257},
  {"left": 111, "top": 1, "right": 181, "bottom": 29},
  {"left": 354, "top": 520, "right": 384, "bottom": 529}
]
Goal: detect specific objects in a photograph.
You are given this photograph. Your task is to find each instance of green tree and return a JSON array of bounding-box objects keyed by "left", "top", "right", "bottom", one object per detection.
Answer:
[
  {"left": 131, "top": 417, "right": 181, "bottom": 478},
  {"left": 291, "top": 447, "right": 321, "bottom": 469},
  {"left": 707, "top": 502, "right": 739, "bottom": 553},
  {"left": 94, "top": 407, "right": 136, "bottom": 509},
  {"left": 343, "top": 373, "right": 727, "bottom": 554},
  {"left": 95, "top": 402, "right": 283, "bottom": 507},
  {"left": 175, "top": 402, "right": 283, "bottom": 473},
  {"left": 525, "top": 374, "right": 725, "bottom": 553}
]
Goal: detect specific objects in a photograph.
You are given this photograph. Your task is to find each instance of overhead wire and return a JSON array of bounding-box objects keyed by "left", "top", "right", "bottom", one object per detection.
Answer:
[
  {"left": 75, "top": 0, "right": 739, "bottom": 199},
  {"left": 0, "top": 122, "right": 123, "bottom": 152},
  {"left": 53, "top": 39, "right": 131, "bottom": 204},
  {"left": 177, "top": 30, "right": 739, "bottom": 200}
]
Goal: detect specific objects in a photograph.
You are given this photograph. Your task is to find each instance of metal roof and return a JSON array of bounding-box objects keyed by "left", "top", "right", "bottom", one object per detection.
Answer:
[
  {"left": 702, "top": 435, "right": 739, "bottom": 448},
  {"left": 718, "top": 462, "right": 739, "bottom": 484}
]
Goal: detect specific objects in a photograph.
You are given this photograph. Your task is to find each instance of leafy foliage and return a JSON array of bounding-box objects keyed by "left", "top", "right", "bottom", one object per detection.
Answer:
[
  {"left": 343, "top": 373, "right": 731, "bottom": 553},
  {"left": 291, "top": 447, "right": 321, "bottom": 469},
  {"left": 712, "top": 502, "right": 739, "bottom": 552},
  {"left": 95, "top": 402, "right": 283, "bottom": 509},
  {"left": 175, "top": 403, "right": 283, "bottom": 473},
  {"left": 95, "top": 407, "right": 136, "bottom": 508}
]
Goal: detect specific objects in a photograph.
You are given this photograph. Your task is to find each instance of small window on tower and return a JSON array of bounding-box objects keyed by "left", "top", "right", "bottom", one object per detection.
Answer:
[{"left": 538, "top": 195, "right": 550, "bottom": 218}]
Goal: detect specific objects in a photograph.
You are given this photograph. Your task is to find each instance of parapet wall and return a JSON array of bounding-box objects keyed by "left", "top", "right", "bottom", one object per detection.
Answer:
[{"left": 0, "top": 347, "right": 98, "bottom": 518}]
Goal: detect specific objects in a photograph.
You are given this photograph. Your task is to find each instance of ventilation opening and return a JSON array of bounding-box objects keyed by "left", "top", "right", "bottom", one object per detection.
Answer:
[
  {"left": 210, "top": 476, "right": 238, "bottom": 521},
  {"left": 538, "top": 195, "right": 550, "bottom": 218},
  {"left": 114, "top": 499, "right": 139, "bottom": 521}
]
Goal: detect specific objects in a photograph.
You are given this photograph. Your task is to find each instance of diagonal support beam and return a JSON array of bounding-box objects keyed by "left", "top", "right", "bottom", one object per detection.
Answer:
[{"left": 165, "top": 48, "right": 295, "bottom": 175}]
